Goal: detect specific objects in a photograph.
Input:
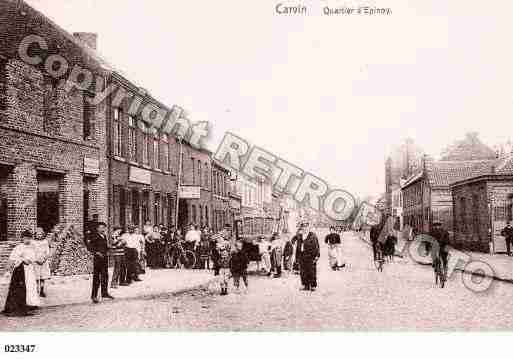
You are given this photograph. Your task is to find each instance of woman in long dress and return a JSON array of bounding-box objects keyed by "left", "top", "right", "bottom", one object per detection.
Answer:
[
  {"left": 2, "top": 230, "right": 41, "bottom": 316},
  {"left": 32, "top": 227, "right": 51, "bottom": 297}
]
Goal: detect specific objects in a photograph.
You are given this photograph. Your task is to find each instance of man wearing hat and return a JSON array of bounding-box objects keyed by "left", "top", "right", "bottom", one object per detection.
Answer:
[{"left": 88, "top": 222, "right": 114, "bottom": 303}]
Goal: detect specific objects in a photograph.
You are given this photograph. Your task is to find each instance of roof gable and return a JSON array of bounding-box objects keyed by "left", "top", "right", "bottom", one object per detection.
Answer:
[{"left": 427, "top": 159, "right": 498, "bottom": 187}]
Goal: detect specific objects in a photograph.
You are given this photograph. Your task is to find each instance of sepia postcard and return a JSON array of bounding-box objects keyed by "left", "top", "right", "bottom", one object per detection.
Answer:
[{"left": 0, "top": 0, "right": 512, "bottom": 357}]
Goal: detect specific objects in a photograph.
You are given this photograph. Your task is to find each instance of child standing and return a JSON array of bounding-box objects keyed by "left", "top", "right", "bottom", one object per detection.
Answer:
[
  {"left": 230, "top": 240, "right": 249, "bottom": 292},
  {"left": 270, "top": 233, "right": 283, "bottom": 278},
  {"left": 283, "top": 234, "right": 294, "bottom": 272},
  {"left": 216, "top": 233, "right": 231, "bottom": 295},
  {"left": 198, "top": 235, "right": 211, "bottom": 269}
]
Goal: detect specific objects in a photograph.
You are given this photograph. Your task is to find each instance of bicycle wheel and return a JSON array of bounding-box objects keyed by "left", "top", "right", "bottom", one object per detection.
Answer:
[
  {"left": 182, "top": 250, "right": 196, "bottom": 269},
  {"left": 439, "top": 263, "right": 446, "bottom": 288},
  {"left": 374, "top": 250, "right": 384, "bottom": 272},
  {"left": 170, "top": 250, "right": 179, "bottom": 269},
  {"left": 434, "top": 259, "right": 442, "bottom": 287}
]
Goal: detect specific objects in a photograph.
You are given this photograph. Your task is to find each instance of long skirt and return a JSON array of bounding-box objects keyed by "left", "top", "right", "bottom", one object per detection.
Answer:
[
  {"left": 300, "top": 257, "right": 317, "bottom": 288},
  {"left": 2, "top": 263, "right": 40, "bottom": 315}
]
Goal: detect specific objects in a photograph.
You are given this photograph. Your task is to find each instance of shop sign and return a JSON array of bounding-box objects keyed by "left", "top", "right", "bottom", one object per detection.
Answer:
[
  {"left": 230, "top": 198, "right": 241, "bottom": 209},
  {"left": 129, "top": 166, "right": 151, "bottom": 185},
  {"left": 179, "top": 185, "right": 201, "bottom": 199},
  {"left": 83, "top": 157, "right": 99, "bottom": 175}
]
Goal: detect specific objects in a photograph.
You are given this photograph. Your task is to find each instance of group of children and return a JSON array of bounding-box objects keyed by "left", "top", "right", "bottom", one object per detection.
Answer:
[{"left": 214, "top": 231, "right": 295, "bottom": 295}]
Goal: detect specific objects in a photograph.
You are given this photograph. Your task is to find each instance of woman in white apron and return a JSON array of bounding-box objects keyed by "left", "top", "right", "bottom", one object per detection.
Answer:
[{"left": 2, "top": 230, "right": 41, "bottom": 317}]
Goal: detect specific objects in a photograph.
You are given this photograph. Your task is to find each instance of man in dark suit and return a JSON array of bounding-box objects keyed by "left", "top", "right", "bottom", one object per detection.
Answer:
[
  {"left": 298, "top": 223, "right": 320, "bottom": 291},
  {"left": 501, "top": 221, "right": 513, "bottom": 256},
  {"left": 88, "top": 222, "right": 114, "bottom": 303}
]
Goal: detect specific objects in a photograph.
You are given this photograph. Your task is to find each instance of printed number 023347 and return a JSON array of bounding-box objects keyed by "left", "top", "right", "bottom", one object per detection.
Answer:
[{"left": 4, "top": 345, "right": 36, "bottom": 353}]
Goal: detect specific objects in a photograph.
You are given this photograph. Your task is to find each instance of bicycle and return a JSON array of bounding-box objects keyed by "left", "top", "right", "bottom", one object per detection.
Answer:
[
  {"left": 166, "top": 241, "right": 196, "bottom": 269},
  {"left": 373, "top": 243, "right": 385, "bottom": 272},
  {"left": 433, "top": 256, "right": 446, "bottom": 288}
]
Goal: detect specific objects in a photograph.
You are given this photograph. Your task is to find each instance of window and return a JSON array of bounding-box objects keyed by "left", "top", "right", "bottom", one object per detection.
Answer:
[
  {"left": 191, "top": 204, "right": 197, "bottom": 224},
  {"left": 128, "top": 116, "right": 137, "bottom": 162},
  {"left": 460, "top": 197, "right": 467, "bottom": 234},
  {"left": 153, "top": 134, "right": 160, "bottom": 169},
  {"left": 204, "top": 164, "right": 209, "bottom": 188},
  {"left": 113, "top": 108, "right": 122, "bottom": 156},
  {"left": 154, "top": 193, "right": 160, "bottom": 224},
  {"left": 142, "top": 191, "right": 149, "bottom": 222},
  {"left": 142, "top": 124, "right": 149, "bottom": 165},
  {"left": 162, "top": 134, "right": 169, "bottom": 171},
  {"left": 198, "top": 161, "right": 202, "bottom": 187},
  {"left": 508, "top": 195, "right": 513, "bottom": 222},
  {"left": 472, "top": 194, "right": 480, "bottom": 235},
  {"left": 132, "top": 190, "right": 140, "bottom": 226},
  {"left": 119, "top": 187, "right": 127, "bottom": 229},
  {"left": 192, "top": 158, "right": 195, "bottom": 185},
  {"left": 83, "top": 92, "right": 94, "bottom": 139}
]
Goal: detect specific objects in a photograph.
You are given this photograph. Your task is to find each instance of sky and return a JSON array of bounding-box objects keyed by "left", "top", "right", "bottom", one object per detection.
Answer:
[{"left": 24, "top": 0, "right": 513, "bottom": 199}]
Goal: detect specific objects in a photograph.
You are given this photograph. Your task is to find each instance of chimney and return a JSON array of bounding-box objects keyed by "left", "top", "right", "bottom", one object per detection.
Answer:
[{"left": 73, "top": 32, "right": 97, "bottom": 50}]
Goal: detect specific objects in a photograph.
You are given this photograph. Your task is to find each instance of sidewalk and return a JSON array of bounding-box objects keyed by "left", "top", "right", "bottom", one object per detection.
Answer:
[
  {"left": 355, "top": 230, "right": 513, "bottom": 283},
  {"left": 0, "top": 268, "right": 215, "bottom": 309}
]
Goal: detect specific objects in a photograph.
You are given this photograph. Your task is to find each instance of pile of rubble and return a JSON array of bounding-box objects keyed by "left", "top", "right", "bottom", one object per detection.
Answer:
[{"left": 49, "top": 225, "right": 93, "bottom": 276}]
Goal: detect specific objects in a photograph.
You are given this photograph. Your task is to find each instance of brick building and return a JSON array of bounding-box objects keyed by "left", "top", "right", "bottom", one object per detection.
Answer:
[
  {"left": 0, "top": 1, "right": 109, "bottom": 246},
  {"left": 211, "top": 160, "right": 231, "bottom": 232},
  {"left": 176, "top": 142, "right": 216, "bottom": 230},
  {"left": 0, "top": 0, "right": 240, "bottom": 277},
  {"left": 106, "top": 72, "right": 180, "bottom": 230},
  {"left": 385, "top": 138, "right": 423, "bottom": 216},
  {"left": 402, "top": 133, "right": 498, "bottom": 235},
  {"left": 451, "top": 156, "right": 513, "bottom": 253},
  {"left": 233, "top": 173, "right": 275, "bottom": 239}
]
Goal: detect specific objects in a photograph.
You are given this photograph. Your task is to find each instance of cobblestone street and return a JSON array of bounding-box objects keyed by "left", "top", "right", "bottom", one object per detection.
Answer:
[{"left": 2, "top": 231, "right": 513, "bottom": 331}]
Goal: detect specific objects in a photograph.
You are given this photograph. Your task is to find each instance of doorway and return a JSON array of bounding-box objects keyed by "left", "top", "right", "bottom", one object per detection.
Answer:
[
  {"left": 0, "top": 196, "right": 6, "bottom": 242},
  {"left": 37, "top": 172, "right": 60, "bottom": 233},
  {"left": 177, "top": 199, "right": 188, "bottom": 230}
]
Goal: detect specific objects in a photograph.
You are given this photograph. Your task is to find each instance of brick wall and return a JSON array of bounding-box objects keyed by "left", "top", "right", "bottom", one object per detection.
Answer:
[
  {"left": 0, "top": 0, "right": 109, "bottom": 272},
  {"left": 452, "top": 181, "right": 490, "bottom": 252}
]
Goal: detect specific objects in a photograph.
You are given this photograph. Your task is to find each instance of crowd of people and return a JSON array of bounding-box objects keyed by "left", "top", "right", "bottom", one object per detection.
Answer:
[
  {"left": 2, "top": 219, "right": 348, "bottom": 316},
  {"left": 85, "top": 221, "right": 237, "bottom": 302}
]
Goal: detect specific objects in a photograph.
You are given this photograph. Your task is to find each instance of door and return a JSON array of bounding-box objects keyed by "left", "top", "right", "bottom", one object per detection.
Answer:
[
  {"left": 37, "top": 191, "right": 59, "bottom": 233},
  {"left": 177, "top": 199, "right": 188, "bottom": 230},
  {"left": 0, "top": 196, "right": 6, "bottom": 241},
  {"left": 492, "top": 193, "right": 510, "bottom": 254},
  {"left": 83, "top": 189, "right": 90, "bottom": 236}
]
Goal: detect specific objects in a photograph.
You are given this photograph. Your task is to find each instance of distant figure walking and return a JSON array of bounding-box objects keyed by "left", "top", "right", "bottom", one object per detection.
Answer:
[
  {"left": 501, "top": 221, "right": 513, "bottom": 256},
  {"left": 325, "top": 226, "right": 343, "bottom": 271}
]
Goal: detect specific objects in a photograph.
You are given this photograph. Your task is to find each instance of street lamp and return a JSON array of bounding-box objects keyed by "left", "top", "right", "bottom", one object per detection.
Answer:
[{"left": 174, "top": 136, "right": 184, "bottom": 229}]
